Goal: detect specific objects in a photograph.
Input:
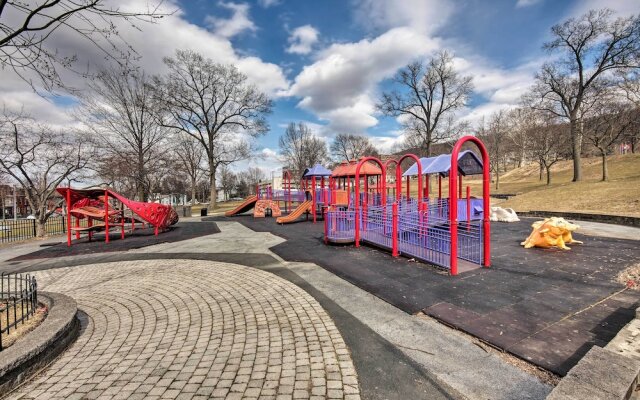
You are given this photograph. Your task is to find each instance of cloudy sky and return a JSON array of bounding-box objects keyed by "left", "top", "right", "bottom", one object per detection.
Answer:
[{"left": 1, "top": 0, "right": 637, "bottom": 173}]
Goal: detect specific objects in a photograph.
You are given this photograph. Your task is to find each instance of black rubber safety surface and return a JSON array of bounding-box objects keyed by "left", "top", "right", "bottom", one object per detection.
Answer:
[
  {"left": 10, "top": 221, "right": 221, "bottom": 261},
  {"left": 223, "top": 215, "right": 640, "bottom": 376}
]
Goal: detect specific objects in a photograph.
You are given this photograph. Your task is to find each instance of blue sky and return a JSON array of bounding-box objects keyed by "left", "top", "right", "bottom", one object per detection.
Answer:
[
  {"left": 3, "top": 0, "right": 636, "bottom": 174},
  {"left": 170, "top": 0, "right": 612, "bottom": 161}
]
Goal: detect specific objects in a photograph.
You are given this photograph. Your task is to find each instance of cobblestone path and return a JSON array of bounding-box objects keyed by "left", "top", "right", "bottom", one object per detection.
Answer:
[{"left": 9, "top": 260, "right": 360, "bottom": 400}]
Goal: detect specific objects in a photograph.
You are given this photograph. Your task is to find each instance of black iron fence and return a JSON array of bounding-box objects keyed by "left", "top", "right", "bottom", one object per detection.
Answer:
[
  {"left": 0, "top": 273, "right": 38, "bottom": 351},
  {"left": 0, "top": 216, "right": 76, "bottom": 244}
]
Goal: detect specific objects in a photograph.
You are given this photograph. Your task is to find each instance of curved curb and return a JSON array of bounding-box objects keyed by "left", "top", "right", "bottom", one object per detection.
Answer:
[
  {"left": 0, "top": 291, "right": 79, "bottom": 397},
  {"left": 519, "top": 210, "right": 640, "bottom": 228}
]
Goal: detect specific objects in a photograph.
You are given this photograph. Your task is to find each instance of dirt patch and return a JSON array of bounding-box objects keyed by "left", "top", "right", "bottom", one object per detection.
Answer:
[
  {"left": 616, "top": 263, "right": 640, "bottom": 290},
  {"left": 0, "top": 303, "right": 48, "bottom": 349}
]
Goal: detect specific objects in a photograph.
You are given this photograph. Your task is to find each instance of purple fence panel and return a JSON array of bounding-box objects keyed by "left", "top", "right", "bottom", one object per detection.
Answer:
[
  {"left": 457, "top": 221, "right": 483, "bottom": 264},
  {"left": 361, "top": 205, "right": 393, "bottom": 250},
  {"left": 397, "top": 208, "right": 451, "bottom": 269},
  {"left": 326, "top": 210, "right": 355, "bottom": 242}
]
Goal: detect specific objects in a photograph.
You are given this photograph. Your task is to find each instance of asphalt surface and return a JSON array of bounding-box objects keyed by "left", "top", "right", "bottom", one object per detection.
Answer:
[{"left": 223, "top": 214, "right": 640, "bottom": 375}]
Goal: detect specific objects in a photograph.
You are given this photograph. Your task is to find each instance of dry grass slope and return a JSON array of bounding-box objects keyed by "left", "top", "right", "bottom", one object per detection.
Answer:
[{"left": 465, "top": 154, "right": 640, "bottom": 217}]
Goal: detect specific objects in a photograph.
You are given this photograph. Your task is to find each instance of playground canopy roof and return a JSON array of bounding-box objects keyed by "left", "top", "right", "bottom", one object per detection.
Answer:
[
  {"left": 402, "top": 150, "right": 483, "bottom": 177},
  {"left": 303, "top": 164, "right": 332, "bottom": 178},
  {"left": 331, "top": 160, "right": 382, "bottom": 177}
]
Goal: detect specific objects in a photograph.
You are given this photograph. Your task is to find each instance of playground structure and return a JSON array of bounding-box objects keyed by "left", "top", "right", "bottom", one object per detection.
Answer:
[
  {"left": 57, "top": 187, "right": 179, "bottom": 247},
  {"left": 225, "top": 165, "right": 335, "bottom": 225},
  {"left": 324, "top": 136, "right": 490, "bottom": 276}
]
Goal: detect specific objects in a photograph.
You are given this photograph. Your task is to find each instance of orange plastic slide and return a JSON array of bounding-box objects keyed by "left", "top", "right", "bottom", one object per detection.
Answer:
[
  {"left": 276, "top": 200, "right": 313, "bottom": 224},
  {"left": 224, "top": 195, "right": 258, "bottom": 216}
]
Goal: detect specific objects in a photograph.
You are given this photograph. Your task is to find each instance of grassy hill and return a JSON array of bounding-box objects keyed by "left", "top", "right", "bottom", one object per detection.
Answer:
[{"left": 465, "top": 153, "right": 640, "bottom": 217}]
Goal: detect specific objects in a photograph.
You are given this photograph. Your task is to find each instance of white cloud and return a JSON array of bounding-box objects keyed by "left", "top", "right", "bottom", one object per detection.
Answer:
[
  {"left": 569, "top": 0, "right": 638, "bottom": 18},
  {"left": 0, "top": 0, "right": 288, "bottom": 126},
  {"left": 205, "top": 2, "right": 256, "bottom": 38},
  {"left": 287, "top": 27, "right": 439, "bottom": 133},
  {"left": 353, "top": 0, "right": 454, "bottom": 35},
  {"left": 286, "top": 25, "right": 319, "bottom": 55},
  {"left": 515, "top": 0, "right": 542, "bottom": 8},
  {"left": 258, "top": 0, "right": 280, "bottom": 8}
]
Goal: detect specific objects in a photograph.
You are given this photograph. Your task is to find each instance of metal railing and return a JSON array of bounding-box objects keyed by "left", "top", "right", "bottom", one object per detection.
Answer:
[
  {"left": 0, "top": 273, "right": 38, "bottom": 351},
  {"left": 0, "top": 216, "right": 84, "bottom": 243}
]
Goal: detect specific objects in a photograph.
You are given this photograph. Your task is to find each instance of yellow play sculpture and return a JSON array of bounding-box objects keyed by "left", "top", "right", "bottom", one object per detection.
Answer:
[{"left": 521, "top": 217, "right": 583, "bottom": 250}]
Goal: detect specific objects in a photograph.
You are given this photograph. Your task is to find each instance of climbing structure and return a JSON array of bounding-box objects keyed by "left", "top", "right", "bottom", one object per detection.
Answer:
[
  {"left": 324, "top": 136, "right": 491, "bottom": 276},
  {"left": 57, "top": 187, "right": 179, "bottom": 247}
]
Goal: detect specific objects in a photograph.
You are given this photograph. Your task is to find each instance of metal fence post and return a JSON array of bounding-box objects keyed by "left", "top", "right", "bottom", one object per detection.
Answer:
[
  {"left": 392, "top": 202, "right": 398, "bottom": 257},
  {"left": 32, "top": 219, "right": 36, "bottom": 238}
]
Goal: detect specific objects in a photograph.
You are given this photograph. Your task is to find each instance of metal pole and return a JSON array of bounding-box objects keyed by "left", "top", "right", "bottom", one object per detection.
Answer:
[{"left": 392, "top": 202, "right": 398, "bottom": 257}]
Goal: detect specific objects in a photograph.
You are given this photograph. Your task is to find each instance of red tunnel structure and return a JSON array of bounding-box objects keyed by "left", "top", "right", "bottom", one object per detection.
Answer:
[{"left": 56, "top": 187, "right": 179, "bottom": 247}]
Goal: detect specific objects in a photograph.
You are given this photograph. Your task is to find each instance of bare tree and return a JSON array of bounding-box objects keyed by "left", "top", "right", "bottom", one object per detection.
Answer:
[
  {"left": 330, "top": 133, "right": 379, "bottom": 161},
  {"left": 278, "top": 122, "right": 328, "bottom": 177},
  {"left": 585, "top": 101, "right": 638, "bottom": 181},
  {"left": 377, "top": 51, "right": 473, "bottom": 156},
  {"left": 218, "top": 165, "right": 237, "bottom": 201},
  {"left": 618, "top": 70, "right": 640, "bottom": 152},
  {"left": 0, "top": 0, "right": 168, "bottom": 91},
  {"left": 0, "top": 109, "right": 95, "bottom": 236},
  {"left": 174, "top": 133, "right": 205, "bottom": 204},
  {"left": 526, "top": 113, "right": 570, "bottom": 185},
  {"left": 78, "top": 67, "right": 166, "bottom": 201},
  {"left": 529, "top": 9, "right": 640, "bottom": 182},
  {"left": 154, "top": 50, "right": 272, "bottom": 209},
  {"left": 478, "top": 111, "right": 510, "bottom": 189}
]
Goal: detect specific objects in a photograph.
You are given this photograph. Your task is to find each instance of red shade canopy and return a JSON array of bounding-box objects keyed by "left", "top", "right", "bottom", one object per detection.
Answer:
[{"left": 331, "top": 160, "right": 382, "bottom": 177}]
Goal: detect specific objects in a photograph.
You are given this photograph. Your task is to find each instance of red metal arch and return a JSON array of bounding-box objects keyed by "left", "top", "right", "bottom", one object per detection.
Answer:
[
  {"left": 355, "top": 157, "right": 386, "bottom": 247},
  {"left": 449, "top": 135, "right": 491, "bottom": 275},
  {"left": 396, "top": 154, "right": 423, "bottom": 204}
]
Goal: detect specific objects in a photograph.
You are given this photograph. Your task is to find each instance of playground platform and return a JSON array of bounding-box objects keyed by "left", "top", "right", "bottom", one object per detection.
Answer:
[{"left": 221, "top": 214, "right": 640, "bottom": 376}]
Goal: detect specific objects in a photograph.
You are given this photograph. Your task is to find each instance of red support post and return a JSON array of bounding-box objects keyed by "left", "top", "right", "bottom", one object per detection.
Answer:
[
  {"left": 392, "top": 202, "right": 398, "bottom": 257},
  {"left": 66, "top": 188, "right": 72, "bottom": 247},
  {"left": 121, "top": 201, "right": 125, "bottom": 239},
  {"left": 355, "top": 157, "right": 386, "bottom": 248},
  {"left": 459, "top": 175, "right": 463, "bottom": 199},
  {"left": 312, "top": 176, "right": 317, "bottom": 223},
  {"left": 406, "top": 176, "right": 410, "bottom": 200},
  {"left": 466, "top": 186, "right": 471, "bottom": 230},
  {"left": 75, "top": 217, "right": 80, "bottom": 240},
  {"left": 438, "top": 175, "right": 442, "bottom": 200},
  {"left": 104, "top": 190, "right": 110, "bottom": 244},
  {"left": 449, "top": 135, "right": 492, "bottom": 274}
]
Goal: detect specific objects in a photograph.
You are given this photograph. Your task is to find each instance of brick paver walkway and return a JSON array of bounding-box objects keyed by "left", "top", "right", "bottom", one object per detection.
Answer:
[{"left": 10, "top": 260, "right": 360, "bottom": 400}]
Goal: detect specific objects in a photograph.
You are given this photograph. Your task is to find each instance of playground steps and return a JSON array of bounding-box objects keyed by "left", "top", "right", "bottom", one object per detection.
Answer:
[{"left": 276, "top": 200, "right": 312, "bottom": 224}]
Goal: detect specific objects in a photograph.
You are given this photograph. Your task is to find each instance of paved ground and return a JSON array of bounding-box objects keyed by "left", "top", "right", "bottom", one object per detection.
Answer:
[
  {"left": 9, "top": 259, "right": 360, "bottom": 400},
  {"left": 224, "top": 215, "right": 640, "bottom": 375},
  {"left": 9, "top": 221, "right": 220, "bottom": 261},
  {"left": 1, "top": 221, "right": 551, "bottom": 400}
]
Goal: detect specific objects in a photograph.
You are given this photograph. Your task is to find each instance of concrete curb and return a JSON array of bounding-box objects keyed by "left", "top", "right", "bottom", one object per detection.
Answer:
[
  {"left": 0, "top": 291, "right": 79, "bottom": 397},
  {"left": 519, "top": 211, "right": 640, "bottom": 228}
]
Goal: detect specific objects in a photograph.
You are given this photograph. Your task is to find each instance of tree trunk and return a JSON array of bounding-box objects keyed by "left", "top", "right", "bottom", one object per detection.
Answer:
[
  {"left": 138, "top": 149, "right": 146, "bottom": 201},
  {"left": 36, "top": 219, "right": 47, "bottom": 238},
  {"left": 190, "top": 177, "right": 197, "bottom": 204},
  {"left": 570, "top": 117, "right": 583, "bottom": 182},
  {"left": 601, "top": 150, "right": 609, "bottom": 182},
  {"left": 539, "top": 161, "right": 543, "bottom": 181},
  {"left": 546, "top": 166, "right": 552, "bottom": 185},
  {"left": 494, "top": 170, "right": 499, "bottom": 190},
  {"left": 209, "top": 171, "right": 217, "bottom": 210}
]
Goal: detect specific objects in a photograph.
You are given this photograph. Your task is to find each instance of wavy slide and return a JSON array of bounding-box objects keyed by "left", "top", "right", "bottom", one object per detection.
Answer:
[
  {"left": 224, "top": 195, "right": 258, "bottom": 217},
  {"left": 276, "top": 200, "right": 313, "bottom": 224}
]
